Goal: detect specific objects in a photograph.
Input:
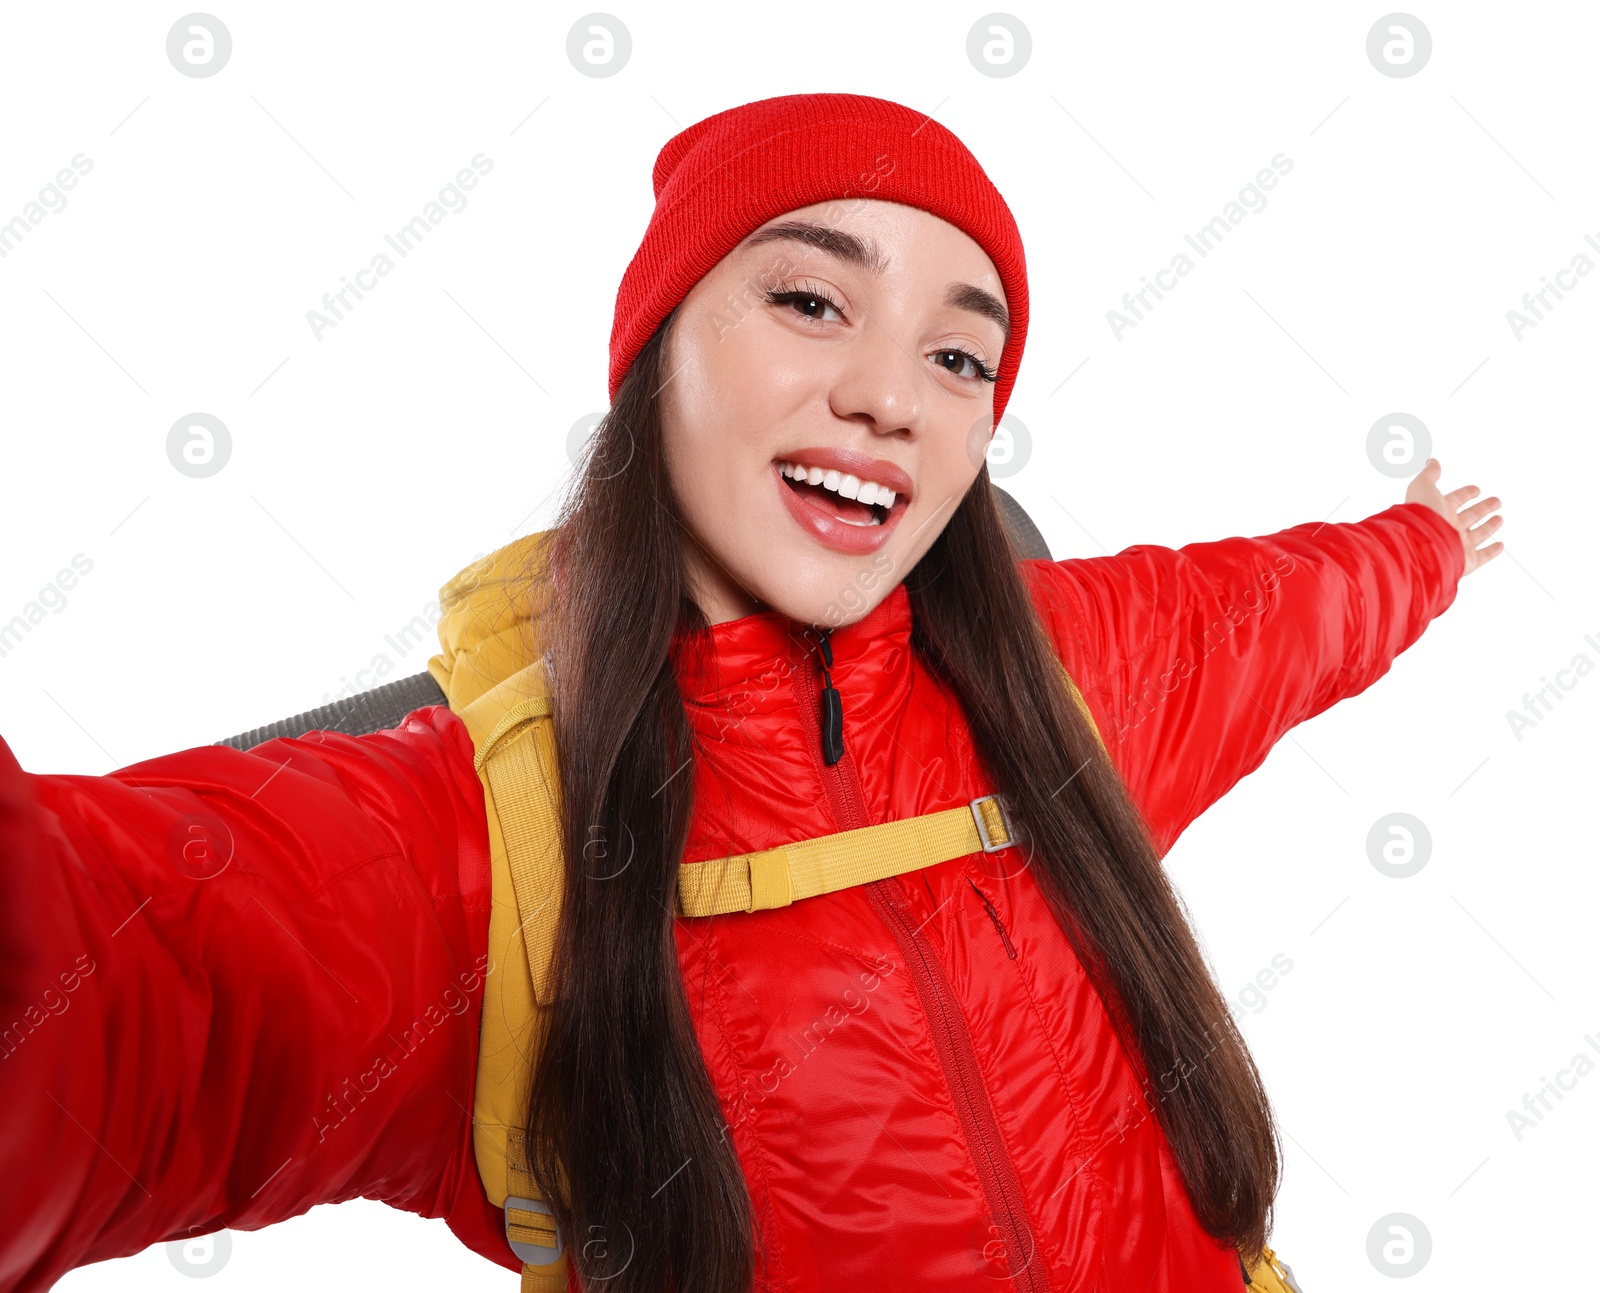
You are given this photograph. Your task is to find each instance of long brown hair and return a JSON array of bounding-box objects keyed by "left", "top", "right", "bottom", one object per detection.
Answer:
[{"left": 527, "top": 310, "right": 1280, "bottom": 1290}]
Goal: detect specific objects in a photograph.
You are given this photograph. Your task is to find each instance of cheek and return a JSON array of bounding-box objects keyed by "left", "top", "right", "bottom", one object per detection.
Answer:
[
  {"left": 660, "top": 388, "right": 724, "bottom": 521},
  {"left": 659, "top": 352, "right": 777, "bottom": 541},
  {"left": 933, "top": 410, "right": 993, "bottom": 488},
  {"left": 964, "top": 414, "right": 995, "bottom": 476},
  {"left": 919, "top": 415, "right": 991, "bottom": 508},
  {"left": 708, "top": 317, "right": 819, "bottom": 418},
  {"left": 673, "top": 310, "right": 787, "bottom": 430}
]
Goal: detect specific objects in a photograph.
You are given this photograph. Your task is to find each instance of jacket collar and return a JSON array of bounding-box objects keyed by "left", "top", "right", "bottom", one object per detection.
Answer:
[{"left": 669, "top": 579, "right": 914, "bottom": 709}]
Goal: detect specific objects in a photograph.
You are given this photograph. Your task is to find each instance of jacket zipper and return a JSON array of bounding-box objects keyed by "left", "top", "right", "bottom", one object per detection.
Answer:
[
  {"left": 813, "top": 626, "right": 845, "bottom": 766},
  {"left": 795, "top": 631, "right": 1050, "bottom": 1291}
]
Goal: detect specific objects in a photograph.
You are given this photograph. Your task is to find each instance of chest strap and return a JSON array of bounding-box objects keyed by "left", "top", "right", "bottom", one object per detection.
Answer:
[{"left": 677, "top": 792, "right": 1021, "bottom": 917}]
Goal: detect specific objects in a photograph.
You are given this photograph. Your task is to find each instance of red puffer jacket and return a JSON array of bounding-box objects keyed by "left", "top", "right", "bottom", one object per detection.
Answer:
[{"left": 0, "top": 502, "right": 1464, "bottom": 1292}]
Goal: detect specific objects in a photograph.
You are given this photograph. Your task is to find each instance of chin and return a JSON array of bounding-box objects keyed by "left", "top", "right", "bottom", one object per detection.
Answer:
[{"left": 749, "top": 551, "right": 899, "bottom": 630}]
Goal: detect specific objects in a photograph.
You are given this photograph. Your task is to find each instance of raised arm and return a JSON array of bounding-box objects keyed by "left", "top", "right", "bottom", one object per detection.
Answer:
[
  {"left": 1023, "top": 500, "right": 1468, "bottom": 857},
  {"left": 0, "top": 707, "right": 513, "bottom": 1290}
]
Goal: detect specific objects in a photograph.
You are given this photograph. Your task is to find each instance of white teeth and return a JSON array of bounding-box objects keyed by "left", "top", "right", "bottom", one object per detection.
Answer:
[{"left": 778, "top": 460, "right": 901, "bottom": 510}]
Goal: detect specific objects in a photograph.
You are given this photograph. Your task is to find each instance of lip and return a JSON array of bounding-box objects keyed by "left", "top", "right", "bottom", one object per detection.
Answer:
[{"left": 771, "top": 451, "right": 911, "bottom": 556}]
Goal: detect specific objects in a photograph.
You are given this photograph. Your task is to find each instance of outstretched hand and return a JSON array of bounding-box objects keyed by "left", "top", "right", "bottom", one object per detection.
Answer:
[{"left": 1405, "top": 458, "right": 1504, "bottom": 577}]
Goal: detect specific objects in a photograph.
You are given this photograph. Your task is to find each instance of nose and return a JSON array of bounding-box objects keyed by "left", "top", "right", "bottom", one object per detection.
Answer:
[{"left": 827, "top": 313, "right": 924, "bottom": 435}]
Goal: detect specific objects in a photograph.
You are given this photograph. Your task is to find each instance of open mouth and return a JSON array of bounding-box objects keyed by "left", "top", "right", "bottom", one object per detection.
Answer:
[{"left": 776, "top": 461, "right": 897, "bottom": 527}]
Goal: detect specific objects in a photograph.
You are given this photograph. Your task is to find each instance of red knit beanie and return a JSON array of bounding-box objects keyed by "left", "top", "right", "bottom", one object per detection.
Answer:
[{"left": 608, "top": 93, "right": 1029, "bottom": 428}]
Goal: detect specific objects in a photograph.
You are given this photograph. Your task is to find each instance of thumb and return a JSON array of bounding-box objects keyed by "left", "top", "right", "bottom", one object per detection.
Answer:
[{"left": 1406, "top": 457, "right": 1441, "bottom": 503}]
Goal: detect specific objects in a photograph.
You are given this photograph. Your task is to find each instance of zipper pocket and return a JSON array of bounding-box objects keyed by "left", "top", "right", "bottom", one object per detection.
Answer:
[{"left": 968, "top": 877, "right": 1017, "bottom": 959}]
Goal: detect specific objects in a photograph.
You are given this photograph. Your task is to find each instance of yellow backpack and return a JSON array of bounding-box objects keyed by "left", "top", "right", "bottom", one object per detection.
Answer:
[{"left": 425, "top": 533, "right": 1304, "bottom": 1293}]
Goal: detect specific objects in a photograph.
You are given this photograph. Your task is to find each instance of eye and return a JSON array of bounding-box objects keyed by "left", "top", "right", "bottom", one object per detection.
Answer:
[
  {"left": 764, "top": 284, "right": 845, "bottom": 324},
  {"left": 932, "top": 348, "right": 999, "bottom": 383}
]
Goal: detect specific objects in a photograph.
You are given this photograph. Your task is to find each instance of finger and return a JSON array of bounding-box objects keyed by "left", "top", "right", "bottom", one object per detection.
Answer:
[
  {"left": 1468, "top": 513, "right": 1505, "bottom": 542},
  {"left": 1443, "top": 483, "right": 1482, "bottom": 510},
  {"left": 1460, "top": 495, "right": 1501, "bottom": 526},
  {"left": 1415, "top": 457, "right": 1442, "bottom": 482}
]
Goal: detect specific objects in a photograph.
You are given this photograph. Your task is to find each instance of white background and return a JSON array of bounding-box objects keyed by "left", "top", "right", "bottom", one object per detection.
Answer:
[{"left": 2, "top": 1, "right": 1595, "bottom": 1288}]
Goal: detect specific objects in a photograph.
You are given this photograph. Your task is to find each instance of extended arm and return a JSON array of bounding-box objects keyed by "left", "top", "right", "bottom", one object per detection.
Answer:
[
  {"left": 0, "top": 707, "right": 510, "bottom": 1290},
  {"left": 1025, "top": 500, "right": 1467, "bottom": 856}
]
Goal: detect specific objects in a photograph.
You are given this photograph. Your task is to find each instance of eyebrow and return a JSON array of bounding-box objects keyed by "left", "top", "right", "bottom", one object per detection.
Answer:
[
  {"left": 744, "top": 220, "right": 888, "bottom": 274},
  {"left": 742, "top": 220, "right": 1010, "bottom": 339},
  {"left": 944, "top": 282, "right": 1010, "bottom": 339}
]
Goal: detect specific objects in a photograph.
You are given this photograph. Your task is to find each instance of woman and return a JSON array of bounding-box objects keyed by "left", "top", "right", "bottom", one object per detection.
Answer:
[{"left": 0, "top": 94, "right": 1502, "bottom": 1293}]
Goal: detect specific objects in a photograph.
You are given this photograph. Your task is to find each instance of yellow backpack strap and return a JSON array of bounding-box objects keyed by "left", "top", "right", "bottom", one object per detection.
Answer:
[
  {"left": 1242, "top": 1244, "right": 1306, "bottom": 1292},
  {"left": 473, "top": 692, "right": 564, "bottom": 1009},
  {"left": 458, "top": 659, "right": 569, "bottom": 1291}
]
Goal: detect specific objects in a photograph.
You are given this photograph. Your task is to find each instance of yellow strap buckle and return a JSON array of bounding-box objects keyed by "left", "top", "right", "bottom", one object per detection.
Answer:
[
  {"left": 970, "top": 793, "right": 1017, "bottom": 852},
  {"left": 505, "top": 1196, "right": 563, "bottom": 1266}
]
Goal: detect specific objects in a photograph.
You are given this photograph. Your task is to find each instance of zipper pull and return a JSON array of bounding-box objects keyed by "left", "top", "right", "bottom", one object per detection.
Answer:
[
  {"left": 967, "top": 877, "right": 1017, "bottom": 959},
  {"left": 814, "top": 628, "right": 844, "bottom": 766}
]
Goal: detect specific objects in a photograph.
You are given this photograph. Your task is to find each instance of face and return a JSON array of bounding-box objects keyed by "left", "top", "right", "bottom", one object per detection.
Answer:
[{"left": 657, "top": 198, "right": 1010, "bottom": 628}]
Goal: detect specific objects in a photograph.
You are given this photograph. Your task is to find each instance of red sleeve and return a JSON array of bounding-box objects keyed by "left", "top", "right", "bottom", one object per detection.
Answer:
[
  {"left": 1022, "top": 501, "right": 1466, "bottom": 857},
  {"left": 0, "top": 705, "right": 519, "bottom": 1291}
]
